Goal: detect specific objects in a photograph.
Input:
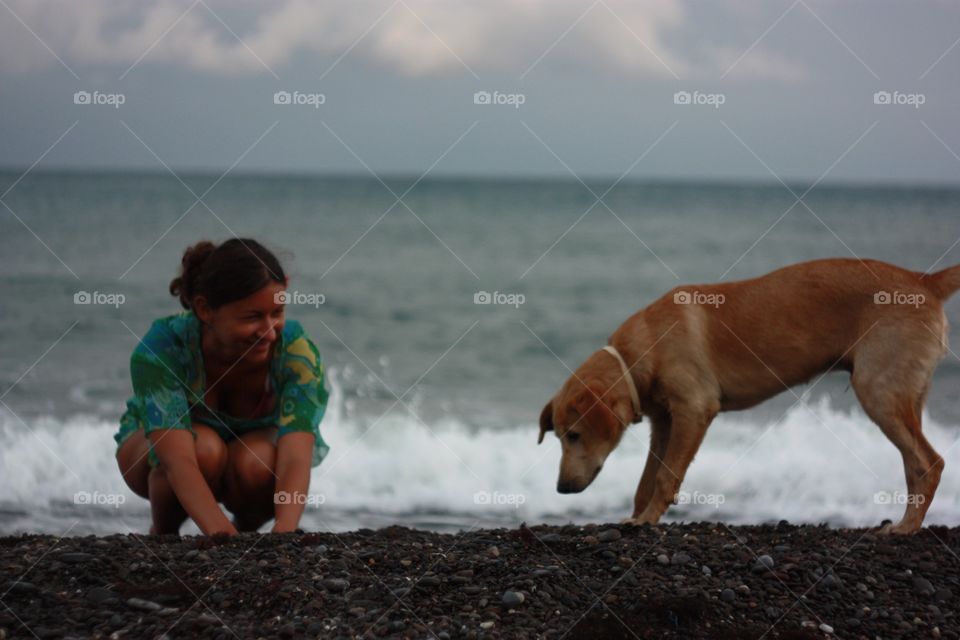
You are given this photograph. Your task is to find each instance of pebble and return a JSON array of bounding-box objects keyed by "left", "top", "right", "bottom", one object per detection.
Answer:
[
  {"left": 914, "top": 578, "right": 936, "bottom": 596},
  {"left": 5, "top": 581, "right": 38, "bottom": 594},
  {"left": 720, "top": 588, "right": 736, "bottom": 603},
  {"left": 502, "top": 590, "right": 525, "bottom": 608},
  {"left": 656, "top": 554, "right": 670, "bottom": 565},
  {"left": 820, "top": 574, "right": 840, "bottom": 589},
  {"left": 671, "top": 552, "right": 692, "bottom": 565},
  {"left": 126, "top": 597, "right": 178, "bottom": 616},
  {"left": 597, "top": 529, "right": 622, "bottom": 543},
  {"left": 323, "top": 578, "right": 349, "bottom": 592},
  {"left": 86, "top": 587, "right": 118, "bottom": 604}
]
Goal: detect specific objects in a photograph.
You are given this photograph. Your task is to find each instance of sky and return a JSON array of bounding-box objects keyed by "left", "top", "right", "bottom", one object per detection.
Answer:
[{"left": 1, "top": 0, "right": 959, "bottom": 185}]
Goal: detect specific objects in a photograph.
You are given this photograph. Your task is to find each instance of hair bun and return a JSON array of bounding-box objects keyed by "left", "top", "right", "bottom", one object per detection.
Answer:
[{"left": 169, "top": 240, "right": 217, "bottom": 310}]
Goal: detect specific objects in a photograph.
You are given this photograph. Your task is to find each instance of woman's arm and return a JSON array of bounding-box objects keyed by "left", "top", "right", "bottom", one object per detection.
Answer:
[
  {"left": 271, "top": 320, "right": 330, "bottom": 532},
  {"left": 149, "top": 429, "right": 238, "bottom": 536},
  {"left": 271, "top": 431, "right": 315, "bottom": 533}
]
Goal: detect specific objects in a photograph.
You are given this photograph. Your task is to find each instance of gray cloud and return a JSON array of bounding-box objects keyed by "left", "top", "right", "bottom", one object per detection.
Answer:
[
  {"left": 0, "top": 0, "right": 787, "bottom": 79},
  {"left": 1, "top": 1, "right": 958, "bottom": 184}
]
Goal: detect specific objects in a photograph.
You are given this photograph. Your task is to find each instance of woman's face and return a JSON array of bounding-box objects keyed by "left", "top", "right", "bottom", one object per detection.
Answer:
[{"left": 198, "top": 280, "right": 287, "bottom": 364}]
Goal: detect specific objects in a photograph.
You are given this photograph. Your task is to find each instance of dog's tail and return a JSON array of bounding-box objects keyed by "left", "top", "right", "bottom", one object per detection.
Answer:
[{"left": 922, "top": 264, "right": 960, "bottom": 300}]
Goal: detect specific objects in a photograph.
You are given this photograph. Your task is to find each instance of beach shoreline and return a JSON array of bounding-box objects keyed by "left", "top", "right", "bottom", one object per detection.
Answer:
[{"left": 2, "top": 521, "right": 958, "bottom": 639}]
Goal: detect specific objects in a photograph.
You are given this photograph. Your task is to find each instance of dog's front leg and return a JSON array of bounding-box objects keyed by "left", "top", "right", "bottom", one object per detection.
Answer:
[
  {"left": 624, "top": 406, "right": 714, "bottom": 526},
  {"left": 625, "top": 414, "right": 670, "bottom": 521}
]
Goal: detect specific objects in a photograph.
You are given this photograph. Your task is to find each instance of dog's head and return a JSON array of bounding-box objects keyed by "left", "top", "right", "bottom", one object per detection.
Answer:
[{"left": 538, "top": 350, "right": 641, "bottom": 493}]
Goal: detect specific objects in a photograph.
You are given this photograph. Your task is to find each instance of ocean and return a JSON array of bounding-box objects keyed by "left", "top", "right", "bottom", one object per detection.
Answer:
[{"left": 2, "top": 170, "right": 959, "bottom": 536}]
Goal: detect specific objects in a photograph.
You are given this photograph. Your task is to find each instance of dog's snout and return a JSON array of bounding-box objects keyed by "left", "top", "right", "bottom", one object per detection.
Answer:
[{"left": 557, "top": 480, "right": 583, "bottom": 494}]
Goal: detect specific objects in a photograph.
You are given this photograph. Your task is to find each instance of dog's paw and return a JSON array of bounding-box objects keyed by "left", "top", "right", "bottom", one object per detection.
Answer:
[
  {"left": 876, "top": 521, "right": 919, "bottom": 536},
  {"left": 620, "top": 515, "right": 657, "bottom": 527}
]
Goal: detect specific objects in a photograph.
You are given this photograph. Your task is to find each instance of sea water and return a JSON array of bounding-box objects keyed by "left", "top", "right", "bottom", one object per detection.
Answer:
[{"left": 2, "top": 170, "right": 959, "bottom": 535}]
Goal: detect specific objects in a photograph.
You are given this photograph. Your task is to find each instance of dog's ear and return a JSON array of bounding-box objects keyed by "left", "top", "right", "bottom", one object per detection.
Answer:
[{"left": 538, "top": 399, "right": 554, "bottom": 444}]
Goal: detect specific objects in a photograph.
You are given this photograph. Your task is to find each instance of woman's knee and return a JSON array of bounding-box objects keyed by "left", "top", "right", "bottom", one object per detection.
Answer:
[
  {"left": 192, "top": 424, "right": 228, "bottom": 485},
  {"left": 116, "top": 432, "right": 151, "bottom": 500},
  {"left": 227, "top": 439, "right": 277, "bottom": 493}
]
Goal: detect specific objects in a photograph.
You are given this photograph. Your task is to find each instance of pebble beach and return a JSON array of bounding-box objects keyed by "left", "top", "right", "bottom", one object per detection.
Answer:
[{"left": 2, "top": 521, "right": 958, "bottom": 639}]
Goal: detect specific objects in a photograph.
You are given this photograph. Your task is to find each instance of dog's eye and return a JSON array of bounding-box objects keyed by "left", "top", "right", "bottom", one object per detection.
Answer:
[{"left": 566, "top": 432, "right": 581, "bottom": 443}]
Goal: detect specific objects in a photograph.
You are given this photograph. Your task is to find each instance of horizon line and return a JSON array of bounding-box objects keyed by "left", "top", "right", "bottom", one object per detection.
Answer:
[{"left": 1, "top": 165, "right": 959, "bottom": 191}]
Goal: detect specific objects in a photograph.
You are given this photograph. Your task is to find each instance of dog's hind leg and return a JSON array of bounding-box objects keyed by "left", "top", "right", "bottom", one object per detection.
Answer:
[
  {"left": 628, "top": 412, "right": 671, "bottom": 520},
  {"left": 852, "top": 355, "right": 944, "bottom": 535}
]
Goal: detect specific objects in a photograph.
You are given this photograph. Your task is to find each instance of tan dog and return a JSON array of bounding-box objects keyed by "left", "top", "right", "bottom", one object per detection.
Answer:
[{"left": 538, "top": 258, "right": 960, "bottom": 534}]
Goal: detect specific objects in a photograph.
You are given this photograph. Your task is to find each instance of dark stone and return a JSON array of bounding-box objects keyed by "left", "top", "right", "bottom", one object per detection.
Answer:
[
  {"left": 597, "top": 529, "right": 622, "bottom": 543},
  {"left": 914, "top": 577, "right": 936, "bottom": 596}
]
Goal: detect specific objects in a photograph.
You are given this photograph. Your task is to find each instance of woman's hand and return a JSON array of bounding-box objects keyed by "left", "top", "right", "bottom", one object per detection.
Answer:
[
  {"left": 149, "top": 428, "right": 236, "bottom": 536},
  {"left": 270, "top": 521, "right": 299, "bottom": 534},
  {"left": 212, "top": 522, "right": 240, "bottom": 536}
]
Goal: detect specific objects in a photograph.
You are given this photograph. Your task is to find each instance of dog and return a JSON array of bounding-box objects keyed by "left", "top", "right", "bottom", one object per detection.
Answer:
[{"left": 538, "top": 258, "right": 960, "bottom": 535}]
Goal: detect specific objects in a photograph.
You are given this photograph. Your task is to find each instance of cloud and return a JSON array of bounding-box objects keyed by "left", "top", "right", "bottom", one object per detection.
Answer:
[
  {"left": 0, "top": 0, "right": 799, "bottom": 80},
  {"left": 706, "top": 45, "right": 809, "bottom": 82}
]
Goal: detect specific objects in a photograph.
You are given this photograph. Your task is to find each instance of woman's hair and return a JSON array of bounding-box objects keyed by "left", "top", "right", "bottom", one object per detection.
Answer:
[{"left": 169, "top": 238, "right": 286, "bottom": 311}]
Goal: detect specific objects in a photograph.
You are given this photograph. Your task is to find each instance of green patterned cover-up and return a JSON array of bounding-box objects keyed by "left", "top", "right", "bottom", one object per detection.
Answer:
[{"left": 115, "top": 311, "right": 330, "bottom": 468}]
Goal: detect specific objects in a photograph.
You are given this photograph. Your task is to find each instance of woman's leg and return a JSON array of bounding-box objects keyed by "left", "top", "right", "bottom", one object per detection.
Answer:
[
  {"left": 142, "top": 424, "right": 229, "bottom": 534},
  {"left": 222, "top": 428, "right": 278, "bottom": 532},
  {"left": 115, "top": 430, "right": 151, "bottom": 500}
]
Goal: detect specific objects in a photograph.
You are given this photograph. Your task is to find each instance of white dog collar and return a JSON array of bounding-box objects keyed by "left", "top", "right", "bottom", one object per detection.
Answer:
[{"left": 602, "top": 345, "right": 642, "bottom": 423}]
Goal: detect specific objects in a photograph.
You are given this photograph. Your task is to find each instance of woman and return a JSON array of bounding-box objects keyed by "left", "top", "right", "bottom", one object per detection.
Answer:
[{"left": 114, "top": 238, "right": 330, "bottom": 536}]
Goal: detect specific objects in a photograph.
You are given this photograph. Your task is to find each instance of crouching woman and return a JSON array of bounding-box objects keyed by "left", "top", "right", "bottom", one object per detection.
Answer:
[{"left": 114, "top": 238, "right": 330, "bottom": 535}]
